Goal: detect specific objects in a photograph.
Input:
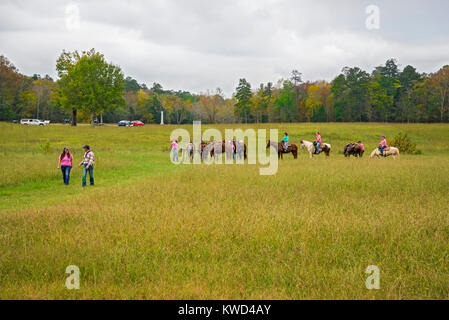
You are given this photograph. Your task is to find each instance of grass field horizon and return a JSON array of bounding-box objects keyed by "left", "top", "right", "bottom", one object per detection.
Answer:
[{"left": 0, "top": 122, "right": 448, "bottom": 299}]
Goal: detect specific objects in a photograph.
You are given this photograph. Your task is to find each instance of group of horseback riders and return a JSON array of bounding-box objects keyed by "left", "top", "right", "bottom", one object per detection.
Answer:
[
  {"left": 282, "top": 131, "right": 323, "bottom": 154},
  {"left": 172, "top": 132, "right": 392, "bottom": 161}
]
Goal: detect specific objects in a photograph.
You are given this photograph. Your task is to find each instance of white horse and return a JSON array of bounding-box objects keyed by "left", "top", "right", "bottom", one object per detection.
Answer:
[
  {"left": 300, "top": 140, "right": 331, "bottom": 158},
  {"left": 370, "top": 147, "right": 400, "bottom": 160}
]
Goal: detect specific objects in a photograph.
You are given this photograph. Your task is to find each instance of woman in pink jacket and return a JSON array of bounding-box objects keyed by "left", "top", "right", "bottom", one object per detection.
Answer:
[
  {"left": 57, "top": 147, "right": 73, "bottom": 185},
  {"left": 171, "top": 139, "right": 179, "bottom": 162}
]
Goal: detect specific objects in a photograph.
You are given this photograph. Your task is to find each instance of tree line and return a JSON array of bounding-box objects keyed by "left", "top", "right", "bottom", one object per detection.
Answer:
[{"left": 1, "top": 50, "right": 448, "bottom": 125}]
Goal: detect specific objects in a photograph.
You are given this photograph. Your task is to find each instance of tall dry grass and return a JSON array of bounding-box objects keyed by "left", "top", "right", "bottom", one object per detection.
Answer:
[{"left": 0, "top": 122, "right": 448, "bottom": 299}]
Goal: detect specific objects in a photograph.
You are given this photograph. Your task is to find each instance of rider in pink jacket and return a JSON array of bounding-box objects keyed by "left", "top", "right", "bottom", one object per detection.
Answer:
[
  {"left": 379, "top": 136, "right": 387, "bottom": 155},
  {"left": 316, "top": 131, "right": 322, "bottom": 154}
]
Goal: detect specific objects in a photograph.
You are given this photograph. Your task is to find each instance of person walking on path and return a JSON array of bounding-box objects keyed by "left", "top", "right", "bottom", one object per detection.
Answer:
[
  {"left": 79, "top": 145, "right": 95, "bottom": 187},
  {"left": 57, "top": 146, "right": 73, "bottom": 185}
]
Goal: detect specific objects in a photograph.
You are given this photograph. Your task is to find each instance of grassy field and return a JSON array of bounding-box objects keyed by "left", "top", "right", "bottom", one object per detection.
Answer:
[{"left": 0, "top": 122, "right": 448, "bottom": 299}]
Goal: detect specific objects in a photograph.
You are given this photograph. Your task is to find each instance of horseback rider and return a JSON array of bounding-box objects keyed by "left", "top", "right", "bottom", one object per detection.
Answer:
[
  {"left": 378, "top": 136, "right": 387, "bottom": 156},
  {"left": 229, "top": 140, "right": 235, "bottom": 160},
  {"left": 315, "top": 131, "right": 321, "bottom": 154},
  {"left": 282, "top": 132, "right": 289, "bottom": 152},
  {"left": 358, "top": 141, "right": 364, "bottom": 151},
  {"left": 358, "top": 141, "right": 364, "bottom": 156}
]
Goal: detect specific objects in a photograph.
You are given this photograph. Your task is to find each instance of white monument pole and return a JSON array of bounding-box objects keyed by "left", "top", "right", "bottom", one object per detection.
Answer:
[{"left": 160, "top": 110, "right": 164, "bottom": 125}]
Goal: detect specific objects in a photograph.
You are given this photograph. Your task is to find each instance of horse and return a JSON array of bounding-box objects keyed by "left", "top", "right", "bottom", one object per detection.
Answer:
[
  {"left": 209, "top": 140, "right": 225, "bottom": 160},
  {"left": 234, "top": 140, "right": 247, "bottom": 160},
  {"left": 208, "top": 140, "right": 234, "bottom": 161},
  {"left": 344, "top": 142, "right": 364, "bottom": 158},
  {"left": 300, "top": 140, "right": 331, "bottom": 158},
  {"left": 199, "top": 140, "right": 247, "bottom": 162},
  {"left": 224, "top": 141, "right": 235, "bottom": 161},
  {"left": 199, "top": 141, "right": 212, "bottom": 161},
  {"left": 181, "top": 142, "right": 196, "bottom": 162},
  {"left": 266, "top": 140, "right": 298, "bottom": 159},
  {"left": 370, "top": 146, "right": 400, "bottom": 160}
]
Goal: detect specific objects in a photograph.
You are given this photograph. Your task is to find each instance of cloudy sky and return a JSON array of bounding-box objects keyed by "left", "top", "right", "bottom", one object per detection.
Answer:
[{"left": 1, "top": 0, "right": 448, "bottom": 95}]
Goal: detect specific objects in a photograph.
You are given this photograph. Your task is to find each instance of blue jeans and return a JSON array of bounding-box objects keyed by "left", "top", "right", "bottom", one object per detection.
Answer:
[
  {"left": 172, "top": 149, "right": 179, "bottom": 162},
  {"left": 379, "top": 145, "right": 386, "bottom": 155},
  {"left": 316, "top": 142, "right": 321, "bottom": 154},
  {"left": 82, "top": 165, "right": 94, "bottom": 187},
  {"left": 61, "top": 166, "right": 71, "bottom": 185}
]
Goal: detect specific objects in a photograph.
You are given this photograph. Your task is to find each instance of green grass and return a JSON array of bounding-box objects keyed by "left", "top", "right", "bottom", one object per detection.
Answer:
[{"left": 0, "top": 122, "right": 448, "bottom": 299}]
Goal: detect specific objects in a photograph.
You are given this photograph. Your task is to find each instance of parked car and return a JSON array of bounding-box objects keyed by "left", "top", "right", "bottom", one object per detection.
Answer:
[
  {"left": 20, "top": 119, "right": 48, "bottom": 126},
  {"left": 130, "top": 120, "right": 144, "bottom": 127},
  {"left": 118, "top": 120, "right": 131, "bottom": 127}
]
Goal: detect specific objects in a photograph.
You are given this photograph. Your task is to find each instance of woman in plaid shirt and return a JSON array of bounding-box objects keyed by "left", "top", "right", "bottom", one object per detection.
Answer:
[{"left": 79, "top": 145, "right": 95, "bottom": 187}]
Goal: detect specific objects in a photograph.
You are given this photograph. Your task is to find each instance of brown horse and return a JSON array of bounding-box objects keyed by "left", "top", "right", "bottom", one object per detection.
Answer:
[
  {"left": 266, "top": 140, "right": 298, "bottom": 159},
  {"left": 199, "top": 141, "right": 212, "bottom": 161},
  {"left": 344, "top": 142, "right": 364, "bottom": 158}
]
